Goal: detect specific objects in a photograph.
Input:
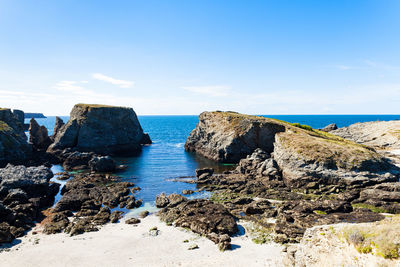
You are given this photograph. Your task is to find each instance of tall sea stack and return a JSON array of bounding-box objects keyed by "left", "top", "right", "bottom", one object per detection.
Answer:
[{"left": 48, "top": 104, "right": 151, "bottom": 156}]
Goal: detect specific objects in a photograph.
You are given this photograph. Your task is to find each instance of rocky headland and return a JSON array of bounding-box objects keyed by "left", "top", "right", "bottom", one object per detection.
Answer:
[{"left": 184, "top": 111, "right": 400, "bottom": 261}]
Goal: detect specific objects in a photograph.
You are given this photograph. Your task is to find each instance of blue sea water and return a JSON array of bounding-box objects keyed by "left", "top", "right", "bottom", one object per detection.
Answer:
[{"left": 29, "top": 114, "right": 400, "bottom": 205}]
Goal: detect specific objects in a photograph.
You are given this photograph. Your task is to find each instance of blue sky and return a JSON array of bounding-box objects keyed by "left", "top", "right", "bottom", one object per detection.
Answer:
[{"left": 0, "top": 0, "right": 399, "bottom": 115}]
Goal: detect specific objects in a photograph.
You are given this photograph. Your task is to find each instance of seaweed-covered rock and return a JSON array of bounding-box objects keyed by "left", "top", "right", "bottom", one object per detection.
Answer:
[
  {"left": 158, "top": 194, "right": 238, "bottom": 249},
  {"left": 48, "top": 104, "right": 151, "bottom": 156}
]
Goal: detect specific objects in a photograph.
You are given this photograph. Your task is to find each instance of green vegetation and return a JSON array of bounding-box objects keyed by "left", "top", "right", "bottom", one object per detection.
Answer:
[
  {"left": 351, "top": 203, "right": 390, "bottom": 214},
  {"left": 313, "top": 210, "right": 327, "bottom": 215},
  {"left": 341, "top": 216, "right": 400, "bottom": 259},
  {"left": 0, "top": 121, "right": 12, "bottom": 132},
  {"left": 291, "top": 122, "right": 313, "bottom": 131},
  {"left": 209, "top": 190, "right": 251, "bottom": 204}
]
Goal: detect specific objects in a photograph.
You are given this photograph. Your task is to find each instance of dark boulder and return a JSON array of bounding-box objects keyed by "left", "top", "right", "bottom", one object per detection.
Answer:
[{"left": 89, "top": 156, "right": 116, "bottom": 173}]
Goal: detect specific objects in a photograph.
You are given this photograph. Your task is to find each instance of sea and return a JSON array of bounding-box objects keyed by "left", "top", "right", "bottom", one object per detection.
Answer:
[{"left": 27, "top": 114, "right": 400, "bottom": 210}]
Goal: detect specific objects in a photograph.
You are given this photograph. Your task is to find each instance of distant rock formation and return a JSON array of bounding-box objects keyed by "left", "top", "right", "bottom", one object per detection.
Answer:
[
  {"left": 48, "top": 104, "right": 151, "bottom": 156},
  {"left": 29, "top": 118, "right": 52, "bottom": 150},
  {"left": 185, "top": 111, "right": 286, "bottom": 163},
  {"left": 319, "top": 123, "right": 337, "bottom": 132},
  {"left": 24, "top": 113, "right": 46, "bottom": 119},
  {"left": 331, "top": 120, "right": 400, "bottom": 150},
  {"left": 0, "top": 108, "right": 31, "bottom": 167}
]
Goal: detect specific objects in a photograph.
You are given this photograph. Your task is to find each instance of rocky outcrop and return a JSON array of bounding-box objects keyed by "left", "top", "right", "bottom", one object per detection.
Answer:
[
  {"left": 52, "top": 116, "right": 65, "bottom": 140},
  {"left": 48, "top": 104, "right": 151, "bottom": 156},
  {"left": 331, "top": 120, "right": 400, "bottom": 150},
  {"left": 43, "top": 172, "right": 140, "bottom": 236},
  {"left": 272, "top": 130, "right": 396, "bottom": 187},
  {"left": 158, "top": 193, "right": 238, "bottom": 250},
  {"left": 0, "top": 108, "right": 31, "bottom": 167},
  {"left": 0, "top": 164, "right": 58, "bottom": 243},
  {"left": 29, "top": 118, "right": 52, "bottom": 150},
  {"left": 12, "top": 110, "right": 24, "bottom": 125},
  {"left": 185, "top": 111, "right": 286, "bottom": 163},
  {"left": 88, "top": 156, "right": 116, "bottom": 172},
  {"left": 319, "top": 123, "right": 337, "bottom": 132}
]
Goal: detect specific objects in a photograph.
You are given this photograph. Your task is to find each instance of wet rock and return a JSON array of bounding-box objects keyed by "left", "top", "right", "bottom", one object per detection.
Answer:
[
  {"left": 110, "top": 211, "right": 124, "bottom": 223},
  {"left": 89, "top": 156, "right": 116, "bottom": 173},
  {"left": 139, "top": 210, "right": 149, "bottom": 218},
  {"left": 158, "top": 196, "right": 238, "bottom": 238},
  {"left": 62, "top": 151, "right": 94, "bottom": 171},
  {"left": 182, "top": 189, "right": 194, "bottom": 195},
  {"left": 155, "top": 193, "right": 169, "bottom": 208},
  {"left": 195, "top": 168, "right": 214, "bottom": 178},
  {"left": 125, "top": 218, "right": 140, "bottom": 224}
]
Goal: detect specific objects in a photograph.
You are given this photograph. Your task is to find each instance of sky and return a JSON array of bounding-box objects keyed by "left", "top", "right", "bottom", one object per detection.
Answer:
[{"left": 0, "top": 0, "right": 399, "bottom": 115}]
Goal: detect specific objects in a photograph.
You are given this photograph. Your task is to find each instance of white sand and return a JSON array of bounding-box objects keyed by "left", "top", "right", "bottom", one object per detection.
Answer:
[{"left": 0, "top": 215, "right": 285, "bottom": 267}]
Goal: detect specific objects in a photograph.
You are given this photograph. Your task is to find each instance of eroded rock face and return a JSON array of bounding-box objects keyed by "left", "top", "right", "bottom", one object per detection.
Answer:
[
  {"left": 52, "top": 116, "right": 65, "bottom": 140},
  {"left": 48, "top": 104, "right": 151, "bottom": 156},
  {"left": 29, "top": 118, "right": 52, "bottom": 150},
  {"left": 0, "top": 165, "right": 58, "bottom": 243},
  {"left": 331, "top": 120, "right": 400, "bottom": 150},
  {"left": 185, "top": 111, "right": 286, "bottom": 163},
  {"left": 0, "top": 109, "right": 31, "bottom": 167},
  {"left": 273, "top": 131, "right": 397, "bottom": 188}
]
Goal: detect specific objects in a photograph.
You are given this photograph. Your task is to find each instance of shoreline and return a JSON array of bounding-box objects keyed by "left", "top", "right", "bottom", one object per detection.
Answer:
[{"left": 0, "top": 215, "right": 285, "bottom": 267}]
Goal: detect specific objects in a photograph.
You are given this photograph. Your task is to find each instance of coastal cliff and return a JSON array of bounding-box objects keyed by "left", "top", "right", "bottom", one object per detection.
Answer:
[
  {"left": 0, "top": 108, "right": 31, "bottom": 167},
  {"left": 48, "top": 104, "right": 151, "bottom": 156},
  {"left": 185, "top": 111, "right": 286, "bottom": 163}
]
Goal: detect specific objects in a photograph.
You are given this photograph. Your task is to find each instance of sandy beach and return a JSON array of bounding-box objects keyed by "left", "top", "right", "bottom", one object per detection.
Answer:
[{"left": 0, "top": 215, "right": 285, "bottom": 267}]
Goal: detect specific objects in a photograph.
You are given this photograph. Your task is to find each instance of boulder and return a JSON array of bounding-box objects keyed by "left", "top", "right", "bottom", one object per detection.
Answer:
[
  {"left": 319, "top": 123, "right": 338, "bottom": 132},
  {"left": 185, "top": 111, "right": 286, "bottom": 163},
  {"left": 29, "top": 118, "right": 52, "bottom": 150},
  {"left": 48, "top": 104, "right": 151, "bottom": 156},
  {"left": 89, "top": 156, "right": 116, "bottom": 172}
]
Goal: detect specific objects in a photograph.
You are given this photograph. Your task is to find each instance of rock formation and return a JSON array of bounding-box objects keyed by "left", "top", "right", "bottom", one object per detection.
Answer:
[
  {"left": 0, "top": 164, "right": 58, "bottom": 243},
  {"left": 185, "top": 111, "right": 286, "bottom": 163},
  {"left": 48, "top": 104, "right": 151, "bottom": 156},
  {"left": 331, "top": 120, "right": 400, "bottom": 150},
  {"left": 185, "top": 112, "right": 400, "bottom": 243},
  {"left": 0, "top": 108, "right": 31, "bottom": 167},
  {"left": 157, "top": 193, "right": 238, "bottom": 250},
  {"left": 319, "top": 123, "right": 337, "bottom": 132},
  {"left": 29, "top": 118, "right": 52, "bottom": 150},
  {"left": 52, "top": 116, "right": 65, "bottom": 140}
]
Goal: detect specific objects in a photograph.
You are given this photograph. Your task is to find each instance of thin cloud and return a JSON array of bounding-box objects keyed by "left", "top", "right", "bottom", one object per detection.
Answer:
[
  {"left": 182, "top": 85, "right": 231, "bottom": 97},
  {"left": 53, "top": 81, "right": 94, "bottom": 95},
  {"left": 92, "top": 73, "right": 133, "bottom": 88}
]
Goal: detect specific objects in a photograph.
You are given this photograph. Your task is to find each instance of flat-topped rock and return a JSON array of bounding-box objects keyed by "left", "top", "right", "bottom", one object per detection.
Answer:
[
  {"left": 185, "top": 111, "right": 286, "bottom": 163},
  {"left": 48, "top": 104, "right": 151, "bottom": 156}
]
